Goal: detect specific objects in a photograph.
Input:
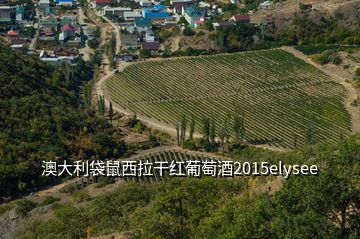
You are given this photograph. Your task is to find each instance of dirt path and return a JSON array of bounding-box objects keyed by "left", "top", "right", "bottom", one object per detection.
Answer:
[{"left": 282, "top": 46, "right": 360, "bottom": 133}]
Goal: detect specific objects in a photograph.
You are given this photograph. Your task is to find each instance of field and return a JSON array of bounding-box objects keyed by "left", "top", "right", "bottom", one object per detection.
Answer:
[{"left": 106, "top": 49, "right": 351, "bottom": 148}]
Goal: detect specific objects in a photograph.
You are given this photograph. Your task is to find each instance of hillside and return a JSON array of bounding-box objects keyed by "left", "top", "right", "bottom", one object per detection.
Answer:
[
  {"left": 106, "top": 49, "right": 350, "bottom": 148},
  {"left": 3, "top": 136, "right": 359, "bottom": 239},
  {"left": 0, "top": 46, "right": 126, "bottom": 201}
]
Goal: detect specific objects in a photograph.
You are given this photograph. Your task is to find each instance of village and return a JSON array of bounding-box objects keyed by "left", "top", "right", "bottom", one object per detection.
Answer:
[{"left": 0, "top": 0, "right": 287, "bottom": 64}]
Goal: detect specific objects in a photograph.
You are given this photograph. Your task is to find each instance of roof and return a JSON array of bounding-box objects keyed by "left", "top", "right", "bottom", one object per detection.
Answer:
[
  {"left": 16, "top": 6, "right": 25, "bottom": 14},
  {"left": 213, "top": 22, "right": 234, "bottom": 27},
  {"left": 120, "top": 34, "right": 138, "bottom": 45},
  {"left": 143, "top": 9, "right": 170, "bottom": 19},
  {"left": 184, "top": 6, "right": 206, "bottom": 17},
  {"left": 153, "top": 4, "right": 167, "bottom": 11},
  {"left": 96, "top": 0, "right": 111, "bottom": 4},
  {"left": 62, "top": 24, "right": 75, "bottom": 31},
  {"left": 0, "top": 6, "right": 11, "bottom": 10},
  {"left": 231, "top": 15, "right": 250, "bottom": 22},
  {"left": 60, "top": 18, "right": 72, "bottom": 25},
  {"left": 56, "top": 0, "right": 75, "bottom": 2},
  {"left": 124, "top": 11, "right": 143, "bottom": 19},
  {"left": 141, "top": 42, "right": 160, "bottom": 50},
  {"left": 7, "top": 30, "right": 19, "bottom": 36},
  {"left": 135, "top": 17, "right": 152, "bottom": 27}
]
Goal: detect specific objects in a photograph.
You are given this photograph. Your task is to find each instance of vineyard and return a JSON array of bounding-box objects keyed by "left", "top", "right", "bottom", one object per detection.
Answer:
[{"left": 106, "top": 49, "right": 351, "bottom": 148}]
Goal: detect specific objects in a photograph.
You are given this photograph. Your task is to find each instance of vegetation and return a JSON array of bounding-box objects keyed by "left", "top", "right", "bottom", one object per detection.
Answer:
[
  {"left": 13, "top": 135, "right": 360, "bottom": 239},
  {"left": 0, "top": 46, "right": 126, "bottom": 201},
  {"left": 106, "top": 49, "right": 350, "bottom": 148}
]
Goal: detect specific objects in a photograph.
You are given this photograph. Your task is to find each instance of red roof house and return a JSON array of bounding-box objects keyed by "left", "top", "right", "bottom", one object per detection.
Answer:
[
  {"left": 7, "top": 30, "right": 19, "bottom": 37},
  {"left": 62, "top": 24, "right": 75, "bottom": 32},
  {"left": 229, "top": 15, "right": 250, "bottom": 24}
]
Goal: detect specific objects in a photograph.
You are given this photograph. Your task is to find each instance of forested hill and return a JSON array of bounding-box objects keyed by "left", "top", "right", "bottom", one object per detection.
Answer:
[{"left": 0, "top": 46, "right": 126, "bottom": 201}]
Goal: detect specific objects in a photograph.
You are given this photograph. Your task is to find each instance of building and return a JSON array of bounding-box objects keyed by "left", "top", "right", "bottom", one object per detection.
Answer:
[
  {"left": 144, "top": 29, "right": 155, "bottom": 42},
  {"left": 141, "top": 42, "right": 160, "bottom": 51},
  {"left": 123, "top": 11, "right": 143, "bottom": 21},
  {"left": 39, "top": 50, "right": 77, "bottom": 64},
  {"left": 43, "top": 7, "right": 55, "bottom": 17},
  {"left": 7, "top": 30, "right": 25, "bottom": 44},
  {"left": 212, "top": 21, "right": 234, "bottom": 30},
  {"left": 229, "top": 15, "right": 250, "bottom": 24},
  {"left": 15, "top": 5, "right": 25, "bottom": 23},
  {"left": 259, "top": 0, "right": 273, "bottom": 10},
  {"left": 183, "top": 5, "right": 206, "bottom": 28},
  {"left": 60, "top": 15, "right": 77, "bottom": 26},
  {"left": 170, "top": 0, "right": 193, "bottom": 4},
  {"left": 134, "top": 17, "right": 152, "bottom": 32},
  {"left": 54, "top": 46, "right": 79, "bottom": 56},
  {"left": 102, "top": 6, "right": 132, "bottom": 17},
  {"left": 61, "top": 24, "right": 75, "bottom": 37},
  {"left": 0, "top": 6, "right": 11, "bottom": 24},
  {"left": 142, "top": 5, "right": 170, "bottom": 21},
  {"left": 95, "top": 0, "right": 111, "bottom": 8},
  {"left": 139, "top": 0, "right": 152, "bottom": 7},
  {"left": 39, "top": 0, "right": 50, "bottom": 9},
  {"left": 117, "top": 54, "right": 134, "bottom": 62},
  {"left": 55, "top": 0, "right": 76, "bottom": 6},
  {"left": 120, "top": 34, "right": 138, "bottom": 49}
]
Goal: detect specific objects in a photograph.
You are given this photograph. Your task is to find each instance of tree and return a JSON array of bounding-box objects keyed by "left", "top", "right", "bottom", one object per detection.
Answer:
[
  {"left": 98, "top": 95, "right": 106, "bottom": 116},
  {"left": 175, "top": 122, "right": 180, "bottom": 146},
  {"left": 183, "top": 26, "right": 195, "bottom": 36},
  {"left": 233, "top": 108, "right": 245, "bottom": 143},
  {"left": 209, "top": 117, "right": 216, "bottom": 144},
  {"left": 180, "top": 114, "right": 187, "bottom": 144},
  {"left": 108, "top": 101, "right": 114, "bottom": 122},
  {"left": 202, "top": 116, "right": 210, "bottom": 143},
  {"left": 306, "top": 126, "right": 313, "bottom": 145},
  {"left": 189, "top": 114, "right": 195, "bottom": 140}
]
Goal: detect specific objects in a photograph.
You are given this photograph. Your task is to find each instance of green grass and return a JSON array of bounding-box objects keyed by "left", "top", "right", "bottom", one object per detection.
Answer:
[{"left": 106, "top": 49, "right": 351, "bottom": 148}]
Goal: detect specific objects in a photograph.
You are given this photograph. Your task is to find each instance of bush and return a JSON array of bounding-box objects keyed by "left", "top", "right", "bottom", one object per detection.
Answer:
[
  {"left": 183, "top": 26, "right": 195, "bottom": 36},
  {"left": 38, "top": 196, "right": 60, "bottom": 207},
  {"left": 71, "top": 189, "right": 92, "bottom": 203},
  {"left": 15, "top": 199, "right": 37, "bottom": 216}
]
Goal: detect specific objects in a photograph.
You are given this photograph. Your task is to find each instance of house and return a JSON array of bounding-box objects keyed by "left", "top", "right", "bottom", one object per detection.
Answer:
[
  {"left": 61, "top": 24, "right": 76, "bottom": 38},
  {"left": 117, "top": 54, "right": 134, "bottom": 62},
  {"left": 102, "top": 6, "right": 132, "bottom": 17},
  {"left": 170, "top": 0, "right": 193, "bottom": 4},
  {"left": 40, "top": 16, "right": 59, "bottom": 31},
  {"left": 230, "top": 0, "right": 239, "bottom": 4},
  {"left": 259, "top": 0, "right": 273, "bottom": 10},
  {"left": 171, "top": 3, "right": 185, "bottom": 15},
  {"left": 142, "top": 5, "right": 170, "bottom": 21},
  {"left": 55, "top": 0, "right": 76, "bottom": 6},
  {"left": 15, "top": 5, "right": 25, "bottom": 23},
  {"left": 140, "top": 0, "right": 152, "bottom": 7},
  {"left": 0, "top": 6, "right": 11, "bottom": 24},
  {"left": 39, "top": 0, "right": 50, "bottom": 9},
  {"left": 212, "top": 21, "right": 234, "bottom": 30},
  {"left": 183, "top": 5, "right": 206, "bottom": 28},
  {"left": 60, "top": 15, "right": 77, "bottom": 26},
  {"left": 134, "top": 17, "right": 152, "bottom": 32},
  {"left": 229, "top": 15, "right": 250, "bottom": 24},
  {"left": 39, "top": 50, "right": 77, "bottom": 64},
  {"left": 141, "top": 42, "right": 160, "bottom": 51},
  {"left": 7, "top": 29, "right": 25, "bottom": 44},
  {"left": 54, "top": 46, "right": 79, "bottom": 56},
  {"left": 95, "top": 0, "right": 111, "bottom": 8},
  {"left": 120, "top": 34, "right": 138, "bottom": 49},
  {"left": 43, "top": 7, "right": 55, "bottom": 17},
  {"left": 144, "top": 29, "right": 155, "bottom": 42},
  {"left": 123, "top": 11, "right": 143, "bottom": 22}
]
